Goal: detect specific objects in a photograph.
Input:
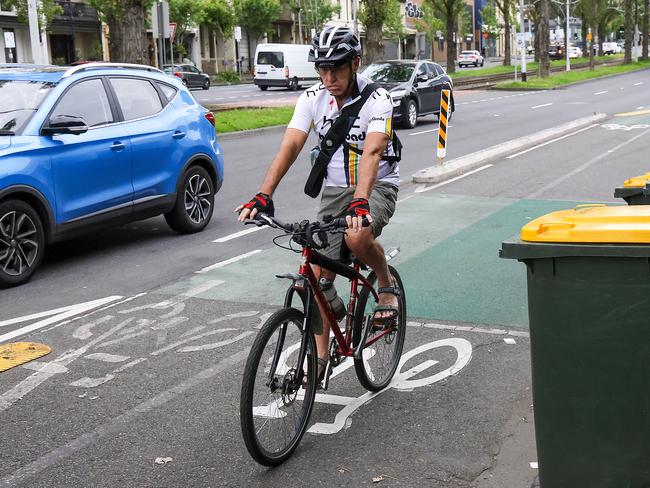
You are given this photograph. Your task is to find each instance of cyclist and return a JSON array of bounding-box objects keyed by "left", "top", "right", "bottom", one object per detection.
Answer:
[{"left": 236, "top": 26, "right": 400, "bottom": 382}]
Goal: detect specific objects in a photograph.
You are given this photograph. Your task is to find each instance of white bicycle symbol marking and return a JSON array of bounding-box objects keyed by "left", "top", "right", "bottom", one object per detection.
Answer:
[
  {"left": 253, "top": 338, "right": 473, "bottom": 435},
  {"left": 601, "top": 123, "right": 650, "bottom": 131}
]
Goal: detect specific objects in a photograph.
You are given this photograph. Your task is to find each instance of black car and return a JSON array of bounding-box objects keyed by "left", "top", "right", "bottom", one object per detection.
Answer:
[
  {"left": 361, "top": 60, "right": 454, "bottom": 129},
  {"left": 163, "top": 64, "right": 211, "bottom": 90},
  {"left": 548, "top": 45, "right": 565, "bottom": 60}
]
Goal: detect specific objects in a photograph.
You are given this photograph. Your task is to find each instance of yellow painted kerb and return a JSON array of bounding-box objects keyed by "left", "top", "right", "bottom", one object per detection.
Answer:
[
  {"left": 0, "top": 342, "right": 51, "bottom": 373},
  {"left": 614, "top": 109, "right": 650, "bottom": 117}
]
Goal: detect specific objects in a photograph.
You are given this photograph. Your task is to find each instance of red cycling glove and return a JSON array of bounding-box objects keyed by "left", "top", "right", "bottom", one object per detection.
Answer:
[
  {"left": 242, "top": 192, "right": 274, "bottom": 217},
  {"left": 342, "top": 198, "right": 370, "bottom": 219}
]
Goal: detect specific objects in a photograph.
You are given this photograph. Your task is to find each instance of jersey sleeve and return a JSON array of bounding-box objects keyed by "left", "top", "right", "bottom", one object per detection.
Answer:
[
  {"left": 366, "top": 90, "right": 394, "bottom": 136},
  {"left": 287, "top": 92, "right": 313, "bottom": 134}
]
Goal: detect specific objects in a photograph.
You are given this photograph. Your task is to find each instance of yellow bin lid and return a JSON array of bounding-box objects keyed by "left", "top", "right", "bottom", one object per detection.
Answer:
[
  {"left": 623, "top": 172, "right": 650, "bottom": 188},
  {"left": 521, "top": 204, "right": 650, "bottom": 243}
]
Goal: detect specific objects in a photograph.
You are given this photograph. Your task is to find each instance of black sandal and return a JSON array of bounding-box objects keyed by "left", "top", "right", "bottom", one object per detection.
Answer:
[
  {"left": 372, "top": 286, "right": 401, "bottom": 328},
  {"left": 302, "top": 357, "right": 329, "bottom": 389}
]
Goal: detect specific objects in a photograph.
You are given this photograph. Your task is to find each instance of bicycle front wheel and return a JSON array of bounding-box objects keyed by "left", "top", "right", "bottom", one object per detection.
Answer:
[
  {"left": 240, "top": 308, "right": 317, "bottom": 466},
  {"left": 353, "top": 265, "right": 407, "bottom": 392}
]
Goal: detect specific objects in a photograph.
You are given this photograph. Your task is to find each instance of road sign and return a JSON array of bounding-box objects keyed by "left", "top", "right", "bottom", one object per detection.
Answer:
[
  {"left": 3, "top": 31, "right": 15, "bottom": 49},
  {"left": 234, "top": 26, "right": 242, "bottom": 42},
  {"left": 151, "top": 1, "right": 171, "bottom": 38},
  {"left": 586, "top": 31, "right": 592, "bottom": 42},
  {"left": 437, "top": 89, "right": 451, "bottom": 160},
  {"left": 169, "top": 22, "right": 176, "bottom": 42}
]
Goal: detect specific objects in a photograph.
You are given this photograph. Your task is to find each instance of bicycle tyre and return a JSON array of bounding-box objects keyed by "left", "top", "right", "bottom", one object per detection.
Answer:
[
  {"left": 352, "top": 265, "right": 407, "bottom": 392},
  {"left": 240, "top": 308, "right": 317, "bottom": 466}
]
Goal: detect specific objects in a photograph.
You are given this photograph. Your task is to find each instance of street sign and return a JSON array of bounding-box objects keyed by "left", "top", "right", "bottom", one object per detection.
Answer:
[
  {"left": 437, "top": 89, "right": 451, "bottom": 160},
  {"left": 151, "top": 1, "right": 171, "bottom": 38},
  {"left": 586, "top": 32, "right": 592, "bottom": 42},
  {"left": 169, "top": 22, "right": 176, "bottom": 42},
  {"left": 234, "top": 26, "right": 242, "bottom": 42},
  {"left": 3, "top": 31, "right": 15, "bottom": 49}
]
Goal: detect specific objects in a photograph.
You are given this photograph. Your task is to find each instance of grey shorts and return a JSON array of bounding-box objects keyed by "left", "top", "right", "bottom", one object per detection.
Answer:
[{"left": 316, "top": 181, "right": 398, "bottom": 261}]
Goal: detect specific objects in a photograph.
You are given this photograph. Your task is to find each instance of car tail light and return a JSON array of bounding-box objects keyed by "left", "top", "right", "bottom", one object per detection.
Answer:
[
  {"left": 174, "top": 72, "right": 182, "bottom": 78},
  {"left": 253, "top": 66, "right": 256, "bottom": 76},
  {"left": 205, "top": 111, "right": 215, "bottom": 127},
  {"left": 285, "top": 66, "right": 289, "bottom": 78}
]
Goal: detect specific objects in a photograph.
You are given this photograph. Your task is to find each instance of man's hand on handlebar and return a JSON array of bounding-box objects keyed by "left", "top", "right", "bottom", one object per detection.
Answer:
[
  {"left": 235, "top": 192, "right": 274, "bottom": 222},
  {"left": 340, "top": 198, "right": 373, "bottom": 233}
]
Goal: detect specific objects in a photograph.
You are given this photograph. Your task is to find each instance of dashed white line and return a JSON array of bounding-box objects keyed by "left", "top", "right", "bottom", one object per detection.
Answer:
[
  {"left": 213, "top": 225, "right": 267, "bottom": 242},
  {"left": 637, "top": 106, "right": 645, "bottom": 110},
  {"left": 634, "top": 82, "right": 643, "bottom": 86},
  {"left": 196, "top": 249, "right": 262, "bottom": 274},
  {"left": 506, "top": 123, "right": 599, "bottom": 159},
  {"left": 594, "top": 91, "right": 608, "bottom": 95},
  {"left": 531, "top": 103, "right": 553, "bottom": 109},
  {"left": 408, "top": 125, "right": 453, "bottom": 136}
]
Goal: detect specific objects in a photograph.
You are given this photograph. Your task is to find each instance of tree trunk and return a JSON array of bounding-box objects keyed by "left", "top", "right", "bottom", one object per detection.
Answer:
[
  {"left": 364, "top": 0, "right": 384, "bottom": 65},
  {"left": 503, "top": 17, "right": 511, "bottom": 66},
  {"left": 106, "top": 0, "right": 149, "bottom": 64},
  {"left": 624, "top": 0, "right": 634, "bottom": 63},
  {"left": 589, "top": 26, "right": 595, "bottom": 69},
  {"left": 597, "top": 23, "right": 603, "bottom": 58},
  {"left": 538, "top": 0, "right": 550, "bottom": 77},
  {"left": 642, "top": 0, "right": 649, "bottom": 60},
  {"left": 534, "top": 24, "right": 540, "bottom": 62},
  {"left": 445, "top": 8, "right": 456, "bottom": 73}
]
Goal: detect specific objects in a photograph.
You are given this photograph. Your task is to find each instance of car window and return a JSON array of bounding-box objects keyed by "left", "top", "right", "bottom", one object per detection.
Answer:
[
  {"left": 362, "top": 63, "right": 415, "bottom": 82},
  {"left": 416, "top": 64, "right": 428, "bottom": 78},
  {"left": 426, "top": 63, "right": 441, "bottom": 76},
  {"left": 190, "top": 66, "right": 200, "bottom": 74},
  {"left": 157, "top": 82, "right": 178, "bottom": 103},
  {"left": 110, "top": 78, "right": 163, "bottom": 121},
  {"left": 50, "top": 79, "right": 114, "bottom": 128},
  {"left": 257, "top": 51, "right": 284, "bottom": 68},
  {"left": 0, "top": 80, "right": 56, "bottom": 134}
]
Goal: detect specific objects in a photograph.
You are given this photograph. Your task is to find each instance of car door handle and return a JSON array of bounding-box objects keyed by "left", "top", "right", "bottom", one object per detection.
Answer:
[
  {"left": 110, "top": 142, "right": 126, "bottom": 151},
  {"left": 172, "top": 131, "right": 186, "bottom": 140}
]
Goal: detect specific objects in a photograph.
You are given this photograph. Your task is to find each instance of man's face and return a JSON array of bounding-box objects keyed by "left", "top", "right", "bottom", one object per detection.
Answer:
[{"left": 318, "top": 57, "right": 360, "bottom": 97}]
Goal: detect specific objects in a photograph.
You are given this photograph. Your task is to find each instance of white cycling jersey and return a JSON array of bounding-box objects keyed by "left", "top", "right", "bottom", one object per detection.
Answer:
[{"left": 288, "top": 74, "right": 399, "bottom": 188}]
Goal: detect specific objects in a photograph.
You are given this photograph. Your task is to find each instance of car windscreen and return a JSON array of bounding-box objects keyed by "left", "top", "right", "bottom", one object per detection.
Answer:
[
  {"left": 0, "top": 80, "right": 56, "bottom": 134},
  {"left": 361, "top": 64, "right": 415, "bottom": 83},
  {"left": 163, "top": 65, "right": 181, "bottom": 72},
  {"left": 256, "top": 51, "right": 284, "bottom": 68},
  {"left": 461, "top": 51, "right": 474, "bottom": 55}
]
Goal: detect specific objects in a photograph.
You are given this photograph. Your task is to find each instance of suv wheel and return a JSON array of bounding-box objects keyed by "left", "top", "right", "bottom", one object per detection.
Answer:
[
  {"left": 259, "top": 85, "right": 268, "bottom": 91},
  {"left": 403, "top": 99, "right": 418, "bottom": 129},
  {"left": 202, "top": 79, "right": 210, "bottom": 90},
  {"left": 165, "top": 166, "right": 215, "bottom": 234},
  {"left": 0, "top": 200, "right": 45, "bottom": 287}
]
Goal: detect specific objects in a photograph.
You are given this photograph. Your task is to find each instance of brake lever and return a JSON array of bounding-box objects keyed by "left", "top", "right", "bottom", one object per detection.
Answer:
[{"left": 244, "top": 219, "right": 265, "bottom": 227}]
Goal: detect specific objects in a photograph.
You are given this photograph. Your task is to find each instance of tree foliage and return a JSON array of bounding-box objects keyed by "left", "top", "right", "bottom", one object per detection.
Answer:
[
  {"left": 494, "top": 0, "right": 515, "bottom": 66},
  {"left": 233, "top": 0, "right": 282, "bottom": 40},
  {"left": 3, "top": 0, "right": 63, "bottom": 29},
  {"left": 358, "top": 0, "right": 404, "bottom": 63},
  {"left": 424, "top": 0, "right": 467, "bottom": 73},
  {"left": 414, "top": 2, "right": 444, "bottom": 44},
  {"left": 288, "top": 0, "right": 341, "bottom": 35}
]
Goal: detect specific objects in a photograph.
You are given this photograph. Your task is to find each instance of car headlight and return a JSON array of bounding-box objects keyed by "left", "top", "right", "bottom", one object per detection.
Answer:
[{"left": 391, "top": 89, "right": 407, "bottom": 99}]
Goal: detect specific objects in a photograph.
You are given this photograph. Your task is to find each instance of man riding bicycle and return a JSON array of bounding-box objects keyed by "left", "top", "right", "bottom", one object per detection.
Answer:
[{"left": 236, "top": 26, "right": 401, "bottom": 383}]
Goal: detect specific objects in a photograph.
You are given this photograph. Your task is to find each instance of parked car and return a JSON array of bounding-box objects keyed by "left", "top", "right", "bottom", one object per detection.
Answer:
[
  {"left": 0, "top": 62, "right": 224, "bottom": 287},
  {"left": 568, "top": 46, "right": 583, "bottom": 58},
  {"left": 253, "top": 43, "right": 319, "bottom": 91},
  {"left": 163, "top": 64, "right": 211, "bottom": 90},
  {"left": 361, "top": 60, "right": 455, "bottom": 129},
  {"left": 549, "top": 45, "right": 565, "bottom": 60},
  {"left": 458, "top": 50, "right": 485, "bottom": 68},
  {"left": 601, "top": 42, "right": 619, "bottom": 55}
]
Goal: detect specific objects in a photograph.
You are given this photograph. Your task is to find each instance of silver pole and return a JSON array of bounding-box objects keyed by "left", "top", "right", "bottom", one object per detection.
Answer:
[
  {"left": 519, "top": 0, "right": 527, "bottom": 81},
  {"left": 27, "top": 0, "right": 42, "bottom": 63},
  {"left": 566, "top": 0, "right": 570, "bottom": 71}
]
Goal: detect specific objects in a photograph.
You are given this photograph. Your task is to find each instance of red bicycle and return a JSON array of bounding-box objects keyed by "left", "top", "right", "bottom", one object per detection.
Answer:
[{"left": 239, "top": 213, "right": 406, "bottom": 466}]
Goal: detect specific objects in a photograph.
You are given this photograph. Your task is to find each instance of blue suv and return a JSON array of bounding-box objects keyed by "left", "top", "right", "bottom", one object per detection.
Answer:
[{"left": 0, "top": 63, "right": 225, "bottom": 287}]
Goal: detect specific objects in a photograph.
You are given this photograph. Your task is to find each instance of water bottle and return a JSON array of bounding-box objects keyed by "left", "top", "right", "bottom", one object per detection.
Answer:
[{"left": 319, "top": 278, "right": 346, "bottom": 321}]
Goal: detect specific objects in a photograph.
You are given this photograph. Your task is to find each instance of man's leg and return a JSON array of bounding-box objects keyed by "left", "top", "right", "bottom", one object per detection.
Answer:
[
  {"left": 311, "top": 265, "right": 337, "bottom": 361},
  {"left": 344, "top": 228, "right": 397, "bottom": 318}
]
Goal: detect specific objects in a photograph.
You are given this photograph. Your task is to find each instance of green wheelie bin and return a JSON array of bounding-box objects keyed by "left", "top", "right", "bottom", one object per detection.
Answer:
[
  {"left": 500, "top": 204, "right": 650, "bottom": 488},
  {"left": 614, "top": 172, "right": 650, "bottom": 204}
]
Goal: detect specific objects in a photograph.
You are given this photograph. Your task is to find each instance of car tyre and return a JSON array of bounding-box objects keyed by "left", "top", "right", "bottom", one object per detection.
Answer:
[
  {"left": 0, "top": 199, "right": 46, "bottom": 288},
  {"left": 259, "top": 85, "right": 268, "bottom": 91},
  {"left": 165, "top": 166, "right": 215, "bottom": 234},
  {"left": 289, "top": 77, "right": 299, "bottom": 91},
  {"left": 202, "top": 79, "right": 210, "bottom": 90},
  {"left": 402, "top": 99, "right": 418, "bottom": 129},
  {"left": 481, "top": 61, "right": 484, "bottom": 67}
]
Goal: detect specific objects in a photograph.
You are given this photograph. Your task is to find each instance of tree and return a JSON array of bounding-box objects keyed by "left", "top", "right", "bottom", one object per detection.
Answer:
[
  {"left": 537, "top": 0, "right": 550, "bottom": 76},
  {"left": 643, "top": 0, "right": 649, "bottom": 60},
  {"left": 623, "top": 0, "right": 634, "bottom": 62},
  {"left": 288, "top": 0, "right": 340, "bottom": 43},
  {"left": 495, "top": 0, "right": 515, "bottom": 65},
  {"left": 234, "top": 0, "right": 281, "bottom": 69},
  {"left": 3, "top": 0, "right": 63, "bottom": 29},
  {"left": 358, "top": 0, "right": 403, "bottom": 64},
  {"left": 425, "top": 0, "right": 467, "bottom": 72},
  {"left": 89, "top": 0, "right": 153, "bottom": 64},
  {"left": 480, "top": 0, "right": 501, "bottom": 57},
  {"left": 203, "top": 0, "right": 236, "bottom": 37}
]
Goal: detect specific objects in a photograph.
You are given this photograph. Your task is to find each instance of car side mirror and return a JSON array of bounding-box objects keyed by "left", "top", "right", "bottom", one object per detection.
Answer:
[
  {"left": 416, "top": 74, "right": 428, "bottom": 83},
  {"left": 42, "top": 115, "right": 89, "bottom": 136}
]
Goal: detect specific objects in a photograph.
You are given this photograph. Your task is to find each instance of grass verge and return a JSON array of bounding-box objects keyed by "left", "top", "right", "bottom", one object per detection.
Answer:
[
  {"left": 495, "top": 59, "right": 650, "bottom": 89},
  {"left": 214, "top": 106, "right": 295, "bottom": 133}
]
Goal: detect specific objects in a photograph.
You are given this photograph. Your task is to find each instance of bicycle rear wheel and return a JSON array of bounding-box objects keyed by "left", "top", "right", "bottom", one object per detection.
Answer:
[
  {"left": 352, "top": 265, "right": 406, "bottom": 392},
  {"left": 240, "top": 308, "right": 317, "bottom": 466}
]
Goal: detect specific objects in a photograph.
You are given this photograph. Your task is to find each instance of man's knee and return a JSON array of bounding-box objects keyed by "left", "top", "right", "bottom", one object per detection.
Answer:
[{"left": 344, "top": 227, "right": 374, "bottom": 254}]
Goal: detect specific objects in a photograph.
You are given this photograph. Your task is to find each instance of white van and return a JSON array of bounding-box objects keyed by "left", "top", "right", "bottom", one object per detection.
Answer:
[{"left": 254, "top": 43, "right": 319, "bottom": 91}]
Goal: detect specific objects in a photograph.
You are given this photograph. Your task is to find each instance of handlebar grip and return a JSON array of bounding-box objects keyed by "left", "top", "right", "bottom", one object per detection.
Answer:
[{"left": 333, "top": 217, "right": 371, "bottom": 228}]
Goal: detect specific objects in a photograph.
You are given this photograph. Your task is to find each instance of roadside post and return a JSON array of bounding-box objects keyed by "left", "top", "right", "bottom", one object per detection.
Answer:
[
  {"left": 501, "top": 204, "right": 650, "bottom": 487},
  {"left": 234, "top": 26, "right": 242, "bottom": 76},
  {"left": 437, "top": 89, "right": 450, "bottom": 161},
  {"left": 518, "top": 0, "right": 527, "bottom": 82}
]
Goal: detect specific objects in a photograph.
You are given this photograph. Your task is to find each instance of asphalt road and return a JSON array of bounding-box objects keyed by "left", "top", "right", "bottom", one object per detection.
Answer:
[{"left": 1, "top": 69, "right": 649, "bottom": 487}]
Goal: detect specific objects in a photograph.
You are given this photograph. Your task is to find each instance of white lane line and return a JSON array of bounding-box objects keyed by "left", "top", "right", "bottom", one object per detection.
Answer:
[
  {"left": 531, "top": 103, "right": 553, "bottom": 109},
  {"left": 634, "top": 82, "right": 643, "bottom": 86},
  {"left": 196, "top": 249, "right": 262, "bottom": 274},
  {"left": 506, "top": 123, "right": 599, "bottom": 159},
  {"left": 213, "top": 225, "right": 266, "bottom": 242},
  {"left": 637, "top": 106, "right": 645, "bottom": 110},
  {"left": 528, "top": 127, "right": 650, "bottom": 198},
  {"left": 84, "top": 353, "right": 129, "bottom": 363},
  {"left": 414, "top": 164, "right": 493, "bottom": 193},
  {"left": 408, "top": 125, "right": 452, "bottom": 136},
  {"left": 594, "top": 90, "right": 608, "bottom": 95}
]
